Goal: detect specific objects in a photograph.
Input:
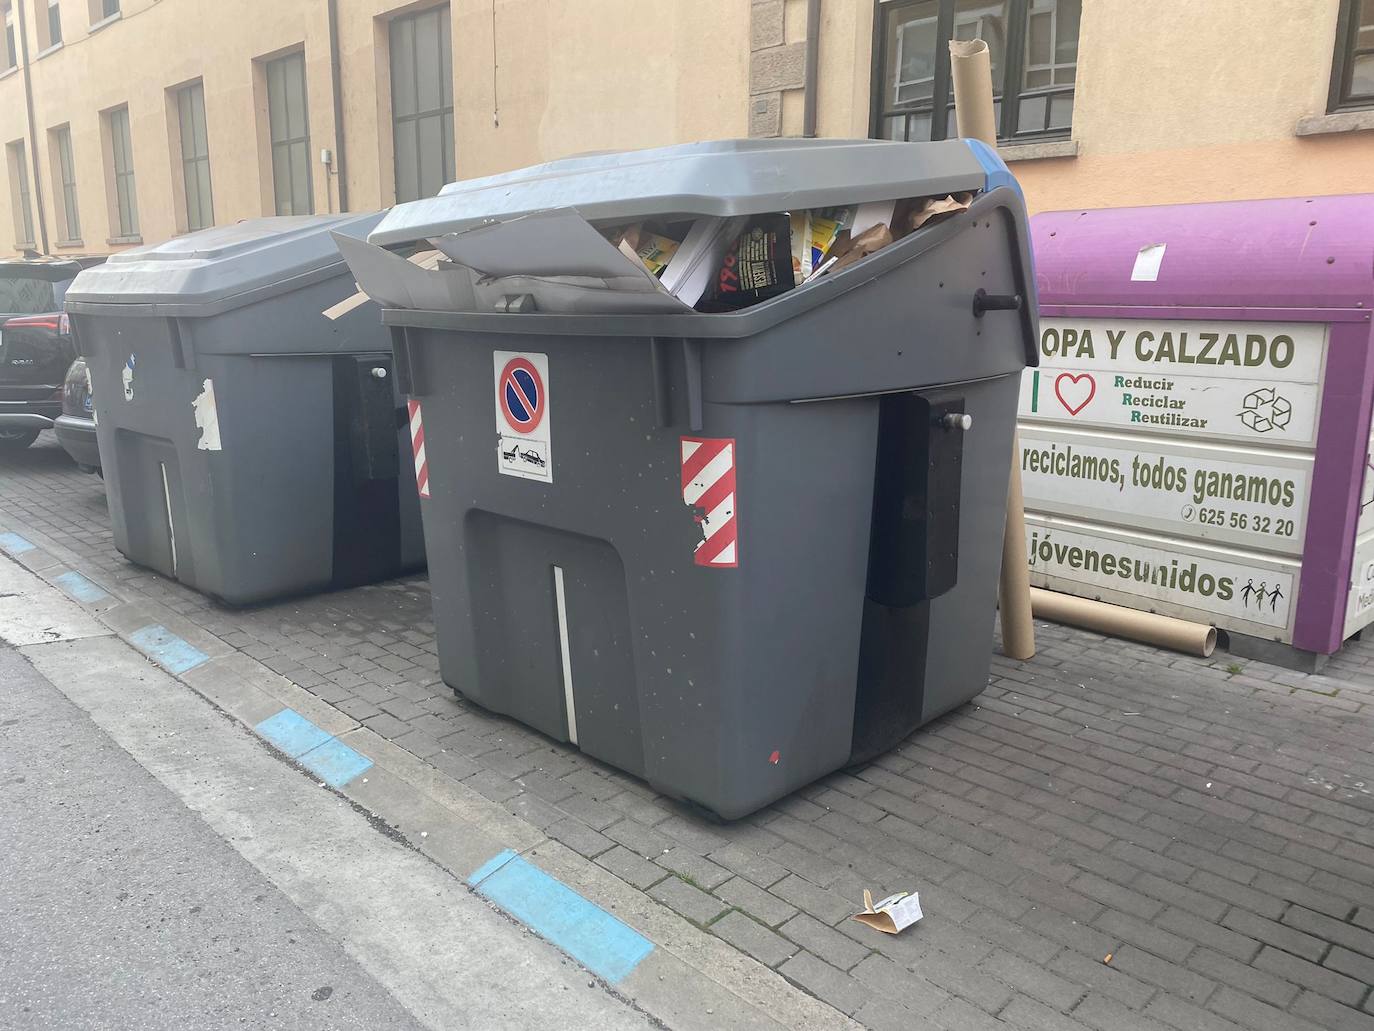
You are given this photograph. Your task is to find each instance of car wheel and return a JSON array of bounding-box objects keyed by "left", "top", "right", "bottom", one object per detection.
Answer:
[{"left": 0, "top": 429, "right": 40, "bottom": 449}]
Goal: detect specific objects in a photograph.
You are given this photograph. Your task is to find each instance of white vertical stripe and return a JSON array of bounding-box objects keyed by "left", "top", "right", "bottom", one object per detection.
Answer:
[
  {"left": 700, "top": 492, "right": 736, "bottom": 541},
  {"left": 159, "top": 462, "right": 177, "bottom": 576},
  {"left": 410, "top": 406, "right": 423, "bottom": 436},
  {"left": 682, "top": 445, "right": 734, "bottom": 506},
  {"left": 413, "top": 441, "right": 427, "bottom": 476},
  {"left": 553, "top": 565, "right": 578, "bottom": 746}
]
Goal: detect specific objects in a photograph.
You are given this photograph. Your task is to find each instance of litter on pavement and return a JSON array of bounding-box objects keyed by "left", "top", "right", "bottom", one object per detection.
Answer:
[{"left": 852, "top": 889, "right": 924, "bottom": 934}]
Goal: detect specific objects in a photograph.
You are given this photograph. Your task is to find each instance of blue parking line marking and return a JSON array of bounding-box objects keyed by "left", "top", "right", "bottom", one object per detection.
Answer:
[
  {"left": 53, "top": 571, "right": 111, "bottom": 604},
  {"left": 467, "top": 849, "right": 519, "bottom": 886},
  {"left": 298, "top": 737, "right": 373, "bottom": 788},
  {"left": 468, "top": 851, "right": 654, "bottom": 983},
  {"left": 255, "top": 709, "right": 333, "bottom": 758},
  {"left": 0, "top": 532, "right": 35, "bottom": 555},
  {"left": 129, "top": 624, "right": 209, "bottom": 675}
]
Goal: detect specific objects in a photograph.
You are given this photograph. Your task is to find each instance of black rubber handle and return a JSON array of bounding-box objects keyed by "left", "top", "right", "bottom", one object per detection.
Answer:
[{"left": 972, "top": 288, "right": 1022, "bottom": 318}]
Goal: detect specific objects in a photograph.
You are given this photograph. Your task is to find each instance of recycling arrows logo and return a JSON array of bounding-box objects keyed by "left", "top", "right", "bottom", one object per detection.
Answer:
[{"left": 1238, "top": 387, "right": 1292, "bottom": 434}]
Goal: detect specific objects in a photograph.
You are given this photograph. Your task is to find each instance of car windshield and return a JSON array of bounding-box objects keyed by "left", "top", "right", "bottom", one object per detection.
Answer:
[{"left": 0, "top": 274, "right": 62, "bottom": 315}]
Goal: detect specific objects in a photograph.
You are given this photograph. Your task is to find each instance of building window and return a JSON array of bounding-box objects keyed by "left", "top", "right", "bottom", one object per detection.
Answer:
[
  {"left": 90, "top": 0, "right": 117, "bottom": 20},
  {"left": 52, "top": 125, "right": 79, "bottom": 241},
  {"left": 1330, "top": 0, "right": 1374, "bottom": 112},
  {"left": 873, "top": 0, "right": 1080, "bottom": 143},
  {"left": 389, "top": 4, "right": 454, "bottom": 203},
  {"left": 6, "top": 139, "right": 34, "bottom": 245},
  {"left": 266, "top": 51, "right": 313, "bottom": 216},
  {"left": 106, "top": 105, "right": 138, "bottom": 237},
  {"left": 175, "top": 81, "right": 214, "bottom": 232},
  {"left": 3, "top": 2, "right": 17, "bottom": 70},
  {"left": 44, "top": 0, "right": 61, "bottom": 47}
]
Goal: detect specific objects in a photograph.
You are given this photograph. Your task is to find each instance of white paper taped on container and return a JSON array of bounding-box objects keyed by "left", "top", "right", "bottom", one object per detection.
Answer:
[{"left": 853, "top": 889, "right": 924, "bottom": 934}]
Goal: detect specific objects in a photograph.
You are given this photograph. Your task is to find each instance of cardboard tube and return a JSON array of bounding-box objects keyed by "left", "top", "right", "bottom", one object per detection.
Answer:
[
  {"left": 999, "top": 456, "right": 1035, "bottom": 659},
  {"left": 1031, "top": 588, "right": 1218, "bottom": 658},
  {"left": 948, "top": 39, "right": 998, "bottom": 145},
  {"left": 949, "top": 37, "right": 1036, "bottom": 660}
]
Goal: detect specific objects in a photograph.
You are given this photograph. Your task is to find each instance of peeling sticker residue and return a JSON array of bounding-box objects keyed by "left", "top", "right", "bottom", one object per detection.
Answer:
[
  {"left": 192, "top": 378, "right": 222, "bottom": 451},
  {"left": 1130, "top": 243, "right": 1166, "bottom": 282},
  {"left": 122, "top": 354, "right": 136, "bottom": 401}
]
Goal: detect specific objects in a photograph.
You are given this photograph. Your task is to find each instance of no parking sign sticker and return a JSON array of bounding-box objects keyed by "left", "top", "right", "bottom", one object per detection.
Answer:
[{"left": 494, "top": 351, "right": 553, "bottom": 483}]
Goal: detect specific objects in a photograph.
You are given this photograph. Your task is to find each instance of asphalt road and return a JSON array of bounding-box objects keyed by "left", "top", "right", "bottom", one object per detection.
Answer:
[{"left": 0, "top": 644, "right": 428, "bottom": 1031}]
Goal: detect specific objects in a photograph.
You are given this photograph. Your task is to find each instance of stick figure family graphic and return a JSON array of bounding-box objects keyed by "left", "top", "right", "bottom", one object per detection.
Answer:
[{"left": 1240, "top": 579, "right": 1284, "bottom": 612}]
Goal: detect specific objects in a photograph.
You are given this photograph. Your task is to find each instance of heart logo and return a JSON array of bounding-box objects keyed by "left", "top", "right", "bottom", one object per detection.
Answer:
[{"left": 1054, "top": 373, "right": 1096, "bottom": 416}]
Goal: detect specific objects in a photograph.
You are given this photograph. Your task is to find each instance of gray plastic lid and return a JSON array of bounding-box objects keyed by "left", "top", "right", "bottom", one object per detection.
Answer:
[
  {"left": 368, "top": 137, "right": 989, "bottom": 246},
  {"left": 66, "top": 211, "right": 384, "bottom": 311}
]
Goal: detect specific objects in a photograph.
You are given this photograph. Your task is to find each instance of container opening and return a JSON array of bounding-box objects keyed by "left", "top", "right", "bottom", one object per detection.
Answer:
[{"left": 330, "top": 192, "right": 978, "bottom": 320}]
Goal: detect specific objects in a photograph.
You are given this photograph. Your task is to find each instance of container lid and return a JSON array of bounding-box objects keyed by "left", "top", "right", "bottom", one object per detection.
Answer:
[
  {"left": 65, "top": 212, "right": 384, "bottom": 311},
  {"left": 369, "top": 137, "right": 1002, "bottom": 245},
  {"left": 1032, "top": 195, "right": 1374, "bottom": 313}
]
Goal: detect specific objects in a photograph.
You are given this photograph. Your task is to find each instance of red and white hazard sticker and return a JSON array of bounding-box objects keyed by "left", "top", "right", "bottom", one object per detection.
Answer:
[
  {"left": 407, "top": 399, "right": 430, "bottom": 498},
  {"left": 681, "top": 436, "right": 738, "bottom": 568}
]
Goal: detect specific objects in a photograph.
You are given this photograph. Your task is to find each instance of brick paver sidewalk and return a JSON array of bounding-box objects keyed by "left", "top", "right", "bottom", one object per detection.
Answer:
[{"left": 5, "top": 436, "right": 1373, "bottom": 1031}]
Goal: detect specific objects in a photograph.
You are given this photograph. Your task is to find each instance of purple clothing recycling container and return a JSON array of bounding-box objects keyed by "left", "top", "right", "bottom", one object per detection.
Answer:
[{"left": 1019, "top": 194, "right": 1374, "bottom": 670}]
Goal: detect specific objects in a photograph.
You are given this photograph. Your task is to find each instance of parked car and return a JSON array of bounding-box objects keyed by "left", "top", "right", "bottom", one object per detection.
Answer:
[
  {"left": 55, "top": 356, "right": 100, "bottom": 473},
  {"left": 0, "top": 255, "right": 105, "bottom": 450}
]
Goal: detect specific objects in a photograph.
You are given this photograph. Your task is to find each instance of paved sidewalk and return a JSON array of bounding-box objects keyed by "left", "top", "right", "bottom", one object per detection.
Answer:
[
  {"left": 0, "top": 645, "right": 428, "bottom": 1031},
  {"left": 5, "top": 436, "right": 1374, "bottom": 1031}
]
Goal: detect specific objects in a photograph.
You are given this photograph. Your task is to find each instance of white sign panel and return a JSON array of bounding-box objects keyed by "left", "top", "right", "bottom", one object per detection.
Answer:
[
  {"left": 1020, "top": 319, "right": 1328, "bottom": 447},
  {"left": 1357, "top": 415, "right": 1374, "bottom": 537},
  {"left": 1020, "top": 427, "right": 1312, "bottom": 557},
  {"left": 1026, "top": 515, "right": 1298, "bottom": 635},
  {"left": 1346, "top": 531, "right": 1374, "bottom": 638},
  {"left": 493, "top": 350, "right": 553, "bottom": 483},
  {"left": 1344, "top": 417, "right": 1374, "bottom": 637}
]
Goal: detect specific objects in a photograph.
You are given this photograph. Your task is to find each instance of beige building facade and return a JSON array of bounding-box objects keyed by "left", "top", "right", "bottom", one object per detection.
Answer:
[{"left": 1, "top": 0, "right": 1370, "bottom": 259}]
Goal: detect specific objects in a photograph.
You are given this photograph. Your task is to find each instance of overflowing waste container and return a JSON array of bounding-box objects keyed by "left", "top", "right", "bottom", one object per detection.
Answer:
[
  {"left": 65, "top": 214, "right": 426, "bottom": 606},
  {"left": 343, "top": 138, "right": 1038, "bottom": 817}
]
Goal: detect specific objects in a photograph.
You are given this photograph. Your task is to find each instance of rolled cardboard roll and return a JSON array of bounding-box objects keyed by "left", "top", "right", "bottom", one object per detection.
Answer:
[
  {"left": 948, "top": 37, "right": 1036, "bottom": 661},
  {"left": 948, "top": 39, "right": 998, "bottom": 145},
  {"left": 1031, "top": 587, "right": 1218, "bottom": 658}
]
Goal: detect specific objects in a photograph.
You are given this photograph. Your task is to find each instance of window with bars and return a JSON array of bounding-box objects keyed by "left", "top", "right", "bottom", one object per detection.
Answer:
[
  {"left": 1330, "top": 0, "right": 1374, "bottom": 112},
  {"left": 872, "top": 0, "right": 1080, "bottom": 143},
  {"left": 389, "top": 4, "right": 454, "bottom": 204},
  {"left": 266, "top": 51, "right": 313, "bottom": 216},
  {"left": 3, "top": 2, "right": 16, "bottom": 70},
  {"left": 54, "top": 125, "right": 79, "bottom": 241},
  {"left": 6, "top": 139, "right": 34, "bottom": 246},
  {"left": 175, "top": 81, "right": 214, "bottom": 232},
  {"left": 107, "top": 105, "right": 138, "bottom": 238}
]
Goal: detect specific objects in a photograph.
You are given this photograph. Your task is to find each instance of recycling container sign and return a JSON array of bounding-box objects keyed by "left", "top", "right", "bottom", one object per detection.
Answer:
[{"left": 1023, "top": 196, "right": 1374, "bottom": 665}]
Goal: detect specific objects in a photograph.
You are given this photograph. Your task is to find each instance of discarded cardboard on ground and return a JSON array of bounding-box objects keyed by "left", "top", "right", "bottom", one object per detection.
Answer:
[{"left": 853, "top": 889, "right": 924, "bottom": 934}]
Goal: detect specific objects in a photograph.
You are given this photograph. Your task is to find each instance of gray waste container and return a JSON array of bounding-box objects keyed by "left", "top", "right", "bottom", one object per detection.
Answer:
[
  {"left": 65, "top": 214, "right": 426, "bottom": 606},
  {"left": 366, "top": 138, "right": 1037, "bottom": 817}
]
